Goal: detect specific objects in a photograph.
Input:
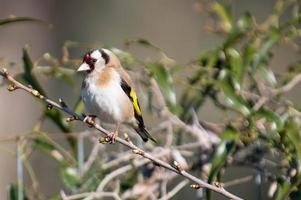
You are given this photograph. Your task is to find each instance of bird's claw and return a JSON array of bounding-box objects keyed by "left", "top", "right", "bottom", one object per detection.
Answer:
[{"left": 109, "top": 131, "right": 118, "bottom": 143}]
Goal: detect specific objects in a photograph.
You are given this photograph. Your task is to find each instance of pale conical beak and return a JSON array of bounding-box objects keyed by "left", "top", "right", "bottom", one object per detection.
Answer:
[{"left": 77, "top": 62, "right": 90, "bottom": 72}]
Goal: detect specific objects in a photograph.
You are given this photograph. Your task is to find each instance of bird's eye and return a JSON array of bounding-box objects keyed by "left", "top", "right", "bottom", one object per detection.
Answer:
[{"left": 92, "top": 58, "right": 97, "bottom": 63}]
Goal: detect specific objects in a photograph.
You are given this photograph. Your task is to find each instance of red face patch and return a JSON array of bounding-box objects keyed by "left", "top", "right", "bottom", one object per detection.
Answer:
[{"left": 83, "top": 54, "right": 92, "bottom": 63}]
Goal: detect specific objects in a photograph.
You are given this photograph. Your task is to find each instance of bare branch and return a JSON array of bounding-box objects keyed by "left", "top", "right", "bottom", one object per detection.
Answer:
[
  {"left": 98, "top": 149, "right": 171, "bottom": 191},
  {"left": 158, "top": 180, "right": 189, "bottom": 200},
  {"left": 224, "top": 175, "right": 254, "bottom": 188},
  {"left": 272, "top": 73, "right": 301, "bottom": 94},
  {"left": 0, "top": 68, "right": 243, "bottom": 200},
  {"left": 253, "top": 73, "right": 301, "bottom": 110},
  {"left": 79, "top": 140, "right": 102, "bottom": 177},
  {"left": 60, "top": 190, "right": 121, "bottom": 200}
]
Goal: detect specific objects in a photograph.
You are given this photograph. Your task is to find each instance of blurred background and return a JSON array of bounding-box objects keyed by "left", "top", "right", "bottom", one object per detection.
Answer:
[{"left": 0, "top": 0, "right": 300, "bottom": 199}]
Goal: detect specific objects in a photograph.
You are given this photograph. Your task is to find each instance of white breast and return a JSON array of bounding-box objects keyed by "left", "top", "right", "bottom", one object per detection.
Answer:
[{"left": 81, "top": 69, "right": 131, "bottom": 124}]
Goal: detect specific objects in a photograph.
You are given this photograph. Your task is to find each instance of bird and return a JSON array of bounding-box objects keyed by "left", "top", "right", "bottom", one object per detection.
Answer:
[{"left": 77, "top": 48, "right": 156, "bottom": 143}]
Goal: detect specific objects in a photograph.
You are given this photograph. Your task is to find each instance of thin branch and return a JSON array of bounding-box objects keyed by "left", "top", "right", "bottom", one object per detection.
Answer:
[
  {"left": 17, "top": 139, "right": 24, "bottom": 200},
  {"left": 0, "top": 68, "right": 243, "bottom": 200},
  {"left": 101, "top": 150, "right": 135, "bottom": 170},
  {"left": 158, "top": 180, "right": 189, "bottom": 200},
  {"left": 97, "top": 165, "right": 132, "bottom": 191},
  {"left": 80, "top": 140, "right": 102, "bottom": 177},
  {"left": 272, "top": 73, "right": 301, "bottom": 94},
  {"left": 224, "top": 175, "right": 254, "bottom": 188},
  {"left": 253, "top": 73, "right": 301, "bottom": 110},
  {"left": 60, "top": 190, "right": 121, "bottom": 200},
  {"left": 98, "top": 149, "right": 171, "bottom": 191},
  {"left": 77, "top": 133, "right": 84, "bottom": 174}
]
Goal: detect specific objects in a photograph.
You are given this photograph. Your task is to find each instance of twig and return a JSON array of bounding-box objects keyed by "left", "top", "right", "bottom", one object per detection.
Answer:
[
  {"left": 224, "top": 175, "right": 254, "bottom": 188},
  {"left": 97, "top": 165, "right": 132, "bottom": 191},
  {"left": 77, "top": 133, "right": 84, "bottom": 174},
  {"left": 253, "top": 73, "right": 301, "bottom": 110},
  {"left": 17, "top": 139, "right": 24, "bottom": 200},
  {"left": 0, "top": 68, "right": 243, "bottom": 200},
  {"left": 121, "top": 171, "right": 174, "bottom": 199},
  {"left": 272, "top": 73, "right": 301, "bottom": 94},
  {"left": 158, "top": 180, "right": 189, "bottom": 200},
  {"left": 80, "top": 140, "right": 102, "bottom": 177},
  {"left": 60, "top": 190, "right": 121, "bottom": 200},
  {"left": 101, "top": 150, "right": 135, "bottom": 170},
  {"left": 98, "top": 149, "right": 171, "bottom": 191}
]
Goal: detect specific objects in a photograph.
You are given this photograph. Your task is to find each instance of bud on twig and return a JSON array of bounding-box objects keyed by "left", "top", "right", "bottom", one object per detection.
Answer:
[
  {"left": 132, "top": 149, "right": 143, "bottom": 155},
  {"left": 214, "top": 182, "right": 224, "bottom": 189},
  {"left": 66, "top": 116, "right": 77, "bottom": 122},
  {"left": 31, "top": 89, "right": 40, "bottom": 97},
  {"left": 1, "top": 68, "right": 8, "bottom": 77},
  {"left": 99, "top": 136, "right": 111, "bottom": 144},
  {"left": 59, "top": 98, "right": 68, "bottom": 108},
  {"left": 47, "top": 104, "right": 53, "bottom": 110},
  {"left": 7, "top": 84, "right": 18, "bottom": 92},
  {"left": 124, "top": 133, "right": 129, "bottom": 140},
  {"left": 190, "top": 184, "right": 201, "bottom": 189},
  {"left": 124, "top": 133, "right": 132, "bottom": 143},
  {"left": 172, "top": 160, "right": 184, "bottom": 174}
]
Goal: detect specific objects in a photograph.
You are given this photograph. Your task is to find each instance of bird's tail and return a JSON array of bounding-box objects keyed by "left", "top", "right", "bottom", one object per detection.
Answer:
[{"left": 136, "top": 126, "right": 157, "bottom": 143}]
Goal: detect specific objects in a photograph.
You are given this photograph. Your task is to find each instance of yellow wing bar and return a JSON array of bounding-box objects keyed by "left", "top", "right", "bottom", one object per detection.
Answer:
[{"left": 130, "top": 89, "right": 141, "bottom": 115}]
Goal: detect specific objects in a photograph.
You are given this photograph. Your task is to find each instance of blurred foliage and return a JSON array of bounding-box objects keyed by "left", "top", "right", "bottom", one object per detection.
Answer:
[
  {"left": 1, "top": 0, "right": 301, "bottom": 199},
  {"left": 0, "top": 16, "right": 47, "bottom": 26}
]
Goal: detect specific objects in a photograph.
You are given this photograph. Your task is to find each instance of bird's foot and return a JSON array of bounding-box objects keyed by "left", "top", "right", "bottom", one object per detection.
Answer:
[
  {"left": 109, "top": 131, "right": 118, "bottom": 143},
  {"left": 83, "top": 115, "right": 97, "bottom": 127}
]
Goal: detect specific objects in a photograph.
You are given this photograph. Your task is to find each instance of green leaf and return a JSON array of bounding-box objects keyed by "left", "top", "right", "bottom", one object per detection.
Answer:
[
  {"left": 211, "top": 2, "right": 232, "bottom": 32},
  {"left": 33, "top": 66, "right": 75, "bottom": 85},
  {"left": 44, "top": 109, "right": 77, "bottom": 153},
  {"left": 223, "top": 29, "right": 245, "bottom": 49},
  {"left": 237, "top": 12, "right": 254, "bottom": 31},
  {"left": 275, "top": 181, "right": 292, "bottom": 200},
  {"left": 0, "top": 16, "right": 46, "bottom": 26},
  {"left": 253, "top": 108, "right": 284, "bottom": 131},
  {"left": 79, "top": 162, "right": 102, "bottom": 191},
  {"left": 220, "top": 126, "right": 240, "bottom": 140},
  {"left": 73, "top": 97, "right": 85, "bottom": 114},
  {"left": 7, "top": 184, "right": 28, "bottom": 200},
  {"left": 285, "top": 118, "right": 301, "bottom": 162},
  {"left": 47, "top": 195, "right": 62, "bottom": 200},
  {"left": 275, "top": 174, "right": 301, "bottom": 200},
  {"left": 207, "top": 140, "right": 236, "bottom": 199},
  {"left": 256, "top": 65, "right": 277, "bottom": 87},
  {"left": 120, "top": 169, "right": 139, "bottom": 191},
  {"left": 125, "top": 38, "right": 160, "bottom": 50},
  {"left": 218, "top": 71, "right": 251, "bottom": 115},
  {"left": 147, "top": 63, "right": 178, "bottom": 113},
  {"left": 226, "top": 48, "right": 244, "bottom": 90},
  {"left": 252, "top": 28, "right": 281, "bottom": 69},
  {"left": 61, "top": 166, "right": 79, "bottom": 191},
  {"left": 45, "top": 109, "right": 71, "bottom": 133},
  {"left": 33, "top": 138, "right": 65, "bottom": 163},
  {"left": 209, "top": 141, "right": 236, "bottom": 182},
  {"left": 22, "top": 47, "right": 45, "bottom": 95}
]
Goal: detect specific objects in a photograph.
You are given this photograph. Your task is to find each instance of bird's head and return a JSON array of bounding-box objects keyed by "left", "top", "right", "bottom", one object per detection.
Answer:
[{"left": 77, "top": 49, "right": 110, "bottom": 73}]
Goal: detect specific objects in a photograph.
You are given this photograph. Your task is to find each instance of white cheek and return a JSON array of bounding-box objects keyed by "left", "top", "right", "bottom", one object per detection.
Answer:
[{"left": 94, "top": 60, "right": 106, "bottom": 71}]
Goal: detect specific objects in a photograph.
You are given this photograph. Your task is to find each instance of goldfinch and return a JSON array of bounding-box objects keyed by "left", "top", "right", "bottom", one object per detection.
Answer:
[{"left": 77, "top": 48, "right": 156, "bottom": 143}]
